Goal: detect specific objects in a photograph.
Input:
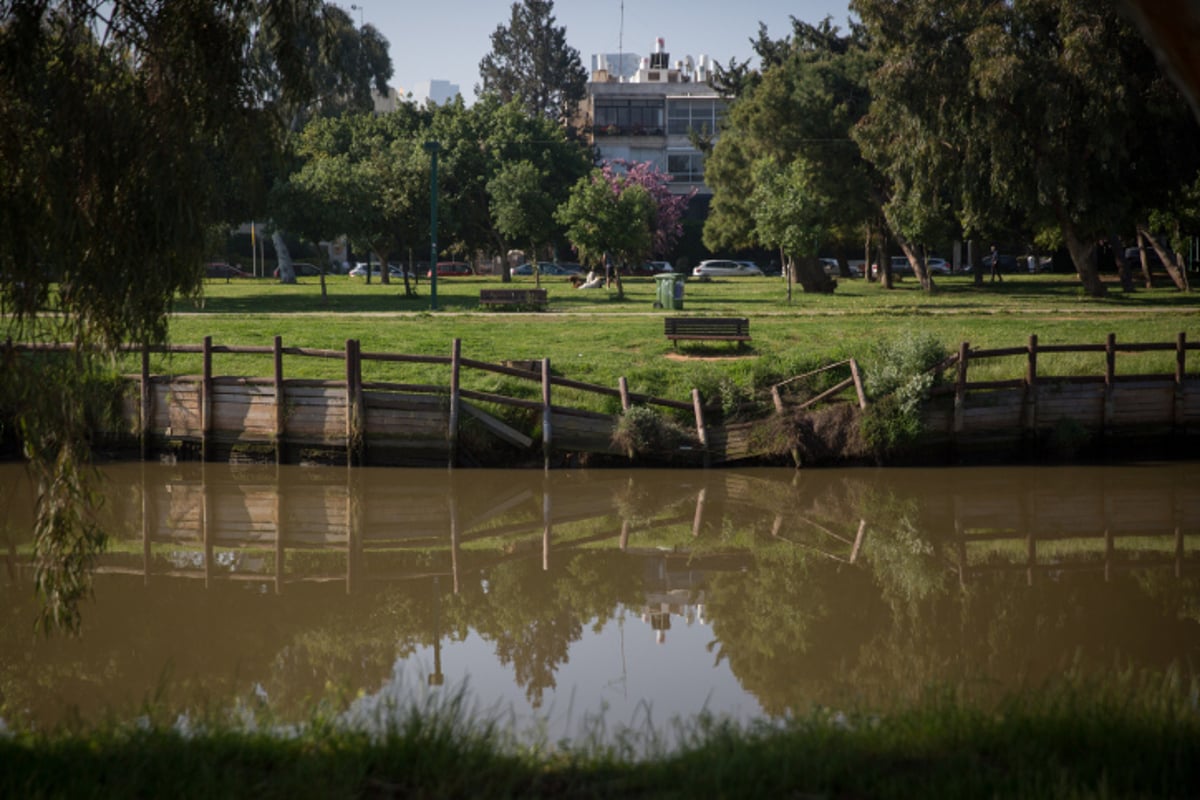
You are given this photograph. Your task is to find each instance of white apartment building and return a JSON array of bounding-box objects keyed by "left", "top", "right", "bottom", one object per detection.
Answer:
[{"left": 584, "top": 38, "right": 726, "bottom": 196}]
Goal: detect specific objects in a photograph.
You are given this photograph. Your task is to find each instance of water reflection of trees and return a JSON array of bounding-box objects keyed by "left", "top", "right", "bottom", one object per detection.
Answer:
[{"left": 3, "top": 462, "right": 1200, "bottom": 726}]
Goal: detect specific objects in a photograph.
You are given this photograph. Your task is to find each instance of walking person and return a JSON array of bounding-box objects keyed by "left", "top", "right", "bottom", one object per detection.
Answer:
[{"left": 989, "top": 244, "right": 1003, "bottom": 283}]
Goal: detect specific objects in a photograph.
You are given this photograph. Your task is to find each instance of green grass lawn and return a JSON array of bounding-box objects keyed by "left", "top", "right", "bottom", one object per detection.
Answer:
[{"left": 150, "top": 272, "right": 1199, "bottom": 408}]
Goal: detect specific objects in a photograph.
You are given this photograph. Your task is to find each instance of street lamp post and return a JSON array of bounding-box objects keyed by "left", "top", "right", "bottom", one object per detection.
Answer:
[
  {"left": 424, "top": 141, "right": 441, "bottom": 310},
  {"left": 349, "top": 3, "right": 364, "bottom": 27}
]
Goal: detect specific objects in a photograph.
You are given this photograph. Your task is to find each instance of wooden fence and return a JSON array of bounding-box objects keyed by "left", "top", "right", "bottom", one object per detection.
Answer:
[
  {"left": 9, "top": 332, "right": 1200, "bottom": 467},
  {"left": 91, "top": 336, "right": 700, "bottom": 468},
  {"left": 919, "top": 332, "right": 1200, "bottom": 457}
]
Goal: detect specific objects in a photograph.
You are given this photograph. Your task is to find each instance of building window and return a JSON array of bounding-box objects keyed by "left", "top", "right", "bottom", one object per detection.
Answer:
[
  {"left": 593, "top": 99, "right": 665, "bottom": 136},
  {"left": 666, "top": 99, "right": 726, "bottom": 136},
  {"left": 667, "top": 152, "right": 705, "bottom": 183}
]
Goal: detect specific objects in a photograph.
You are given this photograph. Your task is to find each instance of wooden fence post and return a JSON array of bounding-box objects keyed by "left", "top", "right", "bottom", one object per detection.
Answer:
[
  {"left": 542, "top": 358, "right": 552, "bottom": 472},
  {"left": 850, "top": 359, "right": 868, "bottom": 409},
  {"left": 953, "top": 341, "right": 970, "bottom": 438},
  {"left": 692, "top": 388, "right": 710, "bottom": 467},
  {"left": 448, "top": 338, "right": 461, "bottom": 469},
  {"left": 201, "top": 336, "right": 213, "bottom": 462},
  {"left": 618, "top": 376, "right": 630, "bottom": 412},
  {"left": 1023, "top": 334, "right": 1038, "bottom": 439},
  {"left": 1104, "top": 333, "right": 1116, "bottom": 436},
  {"left": 1175, "top": 332, "right": 1186, "bottom": 432},
  {"left": 345, "top": 339, "right": 364, "bottom": 467},
  {"left": 273, "top": 335, "right": 284, "bottom": 466}
]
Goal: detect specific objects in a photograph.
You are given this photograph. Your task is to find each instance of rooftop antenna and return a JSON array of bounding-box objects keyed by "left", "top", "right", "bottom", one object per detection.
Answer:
[{"left": 618, "top": 1, "right": 624, "bottom": 79}]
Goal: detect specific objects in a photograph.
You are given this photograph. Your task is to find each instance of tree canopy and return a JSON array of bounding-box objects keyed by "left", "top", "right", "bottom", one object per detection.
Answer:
[
  {"left": 851, "top": 0, "right": 1200, "bottom": 296},
  {"left": 0, "top": 0, "right": 387, "bottom": 629},
  {"left": 477, "top": 0, "right": 588, "bottom": 130}
]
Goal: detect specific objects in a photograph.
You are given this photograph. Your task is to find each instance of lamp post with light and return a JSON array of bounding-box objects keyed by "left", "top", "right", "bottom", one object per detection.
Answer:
[
  {"left": 349, "top": 3, "right": 364, "bottom": 27},
  {"left": 424, "top": 141, "right": 440, "bottom": 310}
]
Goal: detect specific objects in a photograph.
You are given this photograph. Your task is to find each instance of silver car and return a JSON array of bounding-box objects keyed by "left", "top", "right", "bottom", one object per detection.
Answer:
[{"left": 692, "top": 259, "right": 764, "bottom": 278}]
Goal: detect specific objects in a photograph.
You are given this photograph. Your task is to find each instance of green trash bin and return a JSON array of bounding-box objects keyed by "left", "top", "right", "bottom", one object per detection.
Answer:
[{"left": 655, "top": 272, "right": 684, "bottom": 310}]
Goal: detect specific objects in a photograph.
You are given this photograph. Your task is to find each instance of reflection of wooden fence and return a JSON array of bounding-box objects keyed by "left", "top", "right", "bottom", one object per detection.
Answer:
[
  {"left": 922, "top": 333, "right": 1200, "bottom": 456},
  {"left": 948, "top": 477, "right": 1200, "bottom": 584}
]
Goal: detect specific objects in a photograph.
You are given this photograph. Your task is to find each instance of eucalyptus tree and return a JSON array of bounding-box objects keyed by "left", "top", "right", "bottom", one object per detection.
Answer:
[
  {"left": 703, "top": 18, "right": 878, "bottom": 291},
  {"left": 477, "top": 0, "right": 588, "bottom": 131},
  {"left": 250, "top": 2, "right": 393, "bottom": 283},
  {"left": 852, "top": 0, "right": 1199, "bottom": 297},
  {"left": 0, "top": 0, "right": 353, "bottom": 630}
]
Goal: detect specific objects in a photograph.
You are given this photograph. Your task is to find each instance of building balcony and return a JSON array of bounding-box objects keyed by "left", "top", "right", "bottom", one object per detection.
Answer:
[{"left": 593, "top": 124, "right": 666, "bottom": 138}]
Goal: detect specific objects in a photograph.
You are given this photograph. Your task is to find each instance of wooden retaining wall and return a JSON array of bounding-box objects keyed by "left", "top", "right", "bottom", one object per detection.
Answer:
[
  {"left": 16, "top": 332, "right": 1200, "bottom": 467},
  {"left": 917, "top": 332, "right": 1200, "bottom": 459},
  {"left": 100, "top": 336, "right": 704, "bottom": 468}
]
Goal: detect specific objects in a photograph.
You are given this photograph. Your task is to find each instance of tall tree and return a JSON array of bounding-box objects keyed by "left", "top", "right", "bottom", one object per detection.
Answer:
[
  {"left": 0, "top": 0, "right": 368, "bottom": 630},
  {"left": 279, "top": 109, "right": 432, "bottom": 293},
  {"left": 704, "top": 18, "right": 878, "bottom": 291},
  {"left": 430, "top": 96, "right": 590, "bottom": 280},
  {"left": 556, "top": 165, "right": 660, "bottom": 298},
  {"left": 852, "top": 0, "right": 1200, "bottom": 297},
  {"left": 253, "top": 2, "right": 393, "bottom": 283},
  {"left": 477, "top": 0, "right": 587, "bottom": 130}
]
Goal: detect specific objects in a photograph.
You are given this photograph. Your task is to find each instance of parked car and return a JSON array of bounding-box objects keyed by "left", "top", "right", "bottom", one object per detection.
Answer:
[
  {"left": 427, "top": 261, "right": 473, "bottom": 277},
  {"left": 820, "top": 258, "right": 862, "bottom": 278},
  {"left": 205, "top": 262, "right": 253, "bottom": 279},
  {"left": 273, "top": 262, "right": 322, "bottom": 278},
  {"left": 349, "top": 262, "right": 412, "bottom": 278},
  {"left": 692, "top": 259, "right": 764, "bottom": 278},
  {"left": 512, "top": 262, "right": 580, "bottom": 276}
]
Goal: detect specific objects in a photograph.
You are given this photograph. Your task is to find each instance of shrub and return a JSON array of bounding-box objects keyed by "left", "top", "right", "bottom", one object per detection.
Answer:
[{"left": 860, "top": 333, "right": 949, "bottom": 455}]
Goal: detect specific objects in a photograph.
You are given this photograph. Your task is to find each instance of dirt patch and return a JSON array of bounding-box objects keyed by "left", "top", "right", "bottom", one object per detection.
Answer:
[
  {"left": 773, "top": 403, "right": 872, "bottom": 465},
  {"left": 664, "top": 352, "right": 757, "bottom": 362}
]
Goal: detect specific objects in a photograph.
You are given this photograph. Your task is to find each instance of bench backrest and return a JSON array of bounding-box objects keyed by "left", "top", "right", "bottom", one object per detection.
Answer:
[
  {"left": 664, "top": 317, "right": 750, "bottom": 335},
  {"left": 480, "top": 288, "right": 548, "bottom": 302}
]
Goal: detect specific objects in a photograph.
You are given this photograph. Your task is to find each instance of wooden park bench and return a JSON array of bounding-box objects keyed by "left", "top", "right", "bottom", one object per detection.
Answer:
[
  {"left": 479, "top": 288, "right": 548, "bottom": 311},
  {"left": 664, "top": 316, "right": 752, "bottom": 350}
]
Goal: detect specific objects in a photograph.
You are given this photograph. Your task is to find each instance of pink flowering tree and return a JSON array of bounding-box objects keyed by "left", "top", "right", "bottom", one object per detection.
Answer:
[{"left": 600, "top": 159, "right": 693, "bottom": 259}]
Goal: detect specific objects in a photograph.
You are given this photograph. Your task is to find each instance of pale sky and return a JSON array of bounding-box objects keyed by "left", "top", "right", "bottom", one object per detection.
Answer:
[{"left": 353, "top": 1, "right": 856, "bottom": 101}]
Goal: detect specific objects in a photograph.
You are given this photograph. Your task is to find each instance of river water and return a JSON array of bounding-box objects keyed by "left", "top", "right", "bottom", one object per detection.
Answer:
[{"left": 2, "top": 461, "right": 1198, "bottom": 744}]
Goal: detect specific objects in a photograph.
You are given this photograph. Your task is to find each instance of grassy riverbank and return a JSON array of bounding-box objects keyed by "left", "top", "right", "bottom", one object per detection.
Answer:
[
  {"left": 4, "top": 682, "right": 1199, "bottom": 798},
  {"left": 144, "top": 272, "right": 1200, "bottom": 407}
]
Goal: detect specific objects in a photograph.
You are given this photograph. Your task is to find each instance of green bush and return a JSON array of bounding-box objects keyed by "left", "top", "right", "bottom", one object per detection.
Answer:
[{"left": 860, "top": 333, "right": 949, "bottom": 454}]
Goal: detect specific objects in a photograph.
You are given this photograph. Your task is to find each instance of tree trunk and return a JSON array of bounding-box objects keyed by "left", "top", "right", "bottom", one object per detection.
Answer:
[
  {"left": 1108, "top": 232, "right": 1136, "bottom": 292},
  {"left": 377, "top": 249, "right": 391, "bottom": 285},
  {"left": 1059, "top": 218, "right": 1107, "bottom": 297},
  {"left": 896, "top": 237, "right": 934, "bottom": 292},
  {"left": 783, "top": 246, "right": 792, "bottom": 303},
  {"left": 1137, "top": 224, "right": 1189, "bottom": 291},
  {"left": 863, "top": 225, "right": 875, "bottom": 284},
  {"left": 273, "top": 231, "right": 296, "bottom": 284},
  {"left": 794, "top": 255, "right": 837, "bottom": 293},
  {"left": 1135, "top": 229, "right": 1154, "bottom": 288}
]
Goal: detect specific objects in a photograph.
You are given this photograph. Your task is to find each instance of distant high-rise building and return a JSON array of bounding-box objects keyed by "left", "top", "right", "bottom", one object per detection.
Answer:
[{"left": 408, "top": 79, "right": 462, "bottom": 106}]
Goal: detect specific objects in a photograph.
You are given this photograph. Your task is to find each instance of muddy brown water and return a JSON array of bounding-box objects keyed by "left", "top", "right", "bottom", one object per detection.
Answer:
[{"left": 2, "top": 461, "right": 1199, "bottom": 743}]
